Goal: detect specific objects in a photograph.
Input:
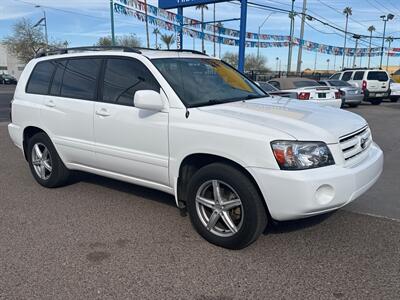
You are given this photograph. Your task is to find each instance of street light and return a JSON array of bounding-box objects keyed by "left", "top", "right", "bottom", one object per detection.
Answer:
[
  {"left": 352, "top": 34, "right": 361, "bottom": 68},
  {"left": 379, "top": 13, "right": 395, "bottom": 68},
  {"left": 257, "top": 12, "right": 275, "bottom": 58},
  {"left": 34, "top": 5, "right": 48, "bottom": 48},
  {"left": 327, "top": 58, "right": 330, "bottom": 71},
  {"left": 275, "top": 57, "right": 279, "bottom": 73}
]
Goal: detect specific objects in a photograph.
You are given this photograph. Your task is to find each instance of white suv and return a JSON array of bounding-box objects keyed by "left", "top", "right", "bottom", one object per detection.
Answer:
[
  {"left": 330, "top": 69, "right": 390, "bottom": 105},
  {"left": 8, "top": 47, "right": 383, "bottom": 249}
]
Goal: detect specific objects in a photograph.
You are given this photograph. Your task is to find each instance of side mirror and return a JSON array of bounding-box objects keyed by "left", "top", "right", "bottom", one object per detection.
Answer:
[{"left": 134, "top": 90, "right": 164, "bottom": 112}]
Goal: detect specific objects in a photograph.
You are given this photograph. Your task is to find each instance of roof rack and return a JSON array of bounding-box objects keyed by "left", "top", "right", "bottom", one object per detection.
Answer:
[
  {"left": 35, "top": 46, "right": 142, "bottom": 58},
  {"left": 35, "top": 46, "right": 209, "bottom": 59},
  {"left": 341, "top": 67, "right": 382, "bottom": 71}
]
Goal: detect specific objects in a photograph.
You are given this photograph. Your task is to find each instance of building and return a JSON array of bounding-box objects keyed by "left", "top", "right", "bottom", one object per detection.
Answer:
[{"left": 0, "top": 43, "right": 26, "bottom": 79}]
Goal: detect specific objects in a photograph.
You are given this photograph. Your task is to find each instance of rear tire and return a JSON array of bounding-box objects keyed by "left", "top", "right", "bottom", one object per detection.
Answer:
[
  {"left": 186, "top": 163, "right": 268, "bottom": 249},
  {"left": 370, "top": 98, "right": 382, "bottom": 105},
  {"left": 348, "top": 103, "right": 359, "bottom": 108},
  {"left": 27, "top": 132, "right": 70, "bottom": 188},
  {"left": 390, "top": 97, "right": 399, "bottom": 103}
]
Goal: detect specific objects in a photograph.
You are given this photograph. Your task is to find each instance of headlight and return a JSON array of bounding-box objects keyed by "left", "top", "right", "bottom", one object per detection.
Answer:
[{"left": 271, "top": 141, "right": 335, "bottom": 170}]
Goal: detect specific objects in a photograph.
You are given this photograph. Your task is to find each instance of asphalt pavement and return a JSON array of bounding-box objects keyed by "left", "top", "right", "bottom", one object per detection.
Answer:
[{"left": 0, "top": 85, "right": 399, "bottom": 299}]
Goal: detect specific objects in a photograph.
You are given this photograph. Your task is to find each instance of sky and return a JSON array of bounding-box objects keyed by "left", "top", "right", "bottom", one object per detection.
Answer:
[{"left": 1, "top": 0, "right": 400, "bottom": 71}]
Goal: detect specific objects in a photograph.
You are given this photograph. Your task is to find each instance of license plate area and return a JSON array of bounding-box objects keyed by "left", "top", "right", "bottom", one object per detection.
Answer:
[{"left": 318, "top": 93, "right": 326, "bottom": 98}]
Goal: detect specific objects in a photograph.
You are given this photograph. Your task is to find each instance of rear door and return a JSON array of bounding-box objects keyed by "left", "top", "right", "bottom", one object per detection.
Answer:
[
  {"left": 93, "top": 57, "right": 169, "bottom": 186},
  {"left": 366, "top": 71, "right": 389, "bottom": 93},
  {"left": 350, "top": 71, "right": 365, "bottom": 88},
  {"left": 40, "top": 57, "right": 102, "bottom": 166}
]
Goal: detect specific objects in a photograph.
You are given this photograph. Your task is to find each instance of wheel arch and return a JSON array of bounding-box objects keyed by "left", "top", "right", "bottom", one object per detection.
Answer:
[
  {"left": 176, "top": 153, "right": 271, "bottom": 217},
  {"left": 22, "top": 126, "right": 48, "bottom": 161}
]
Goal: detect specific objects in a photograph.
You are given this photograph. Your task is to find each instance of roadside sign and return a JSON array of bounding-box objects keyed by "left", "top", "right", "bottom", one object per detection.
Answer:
[{"left": 159, "top": 0, "right": 227, "bottom": 9}]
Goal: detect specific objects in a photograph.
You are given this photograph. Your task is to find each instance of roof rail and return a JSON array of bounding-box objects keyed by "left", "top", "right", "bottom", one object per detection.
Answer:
[
  {"left": 35, "top": 46, "right": 142, "bottom": 58},
  {"left": 161, "top": 49, "right": 208, "bottom": 56},
  {"left": 341, "top": 67, "right": 382, "bottom": 71}
]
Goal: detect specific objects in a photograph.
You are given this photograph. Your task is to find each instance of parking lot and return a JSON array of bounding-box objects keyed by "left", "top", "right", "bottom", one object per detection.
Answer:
[{"left": 1, "top": 84, "right": 399, "bottom": 298}]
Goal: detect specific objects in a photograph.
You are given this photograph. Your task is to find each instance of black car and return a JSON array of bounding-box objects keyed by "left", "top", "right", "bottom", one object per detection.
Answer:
[{"left": 0, "top": 74, "right": 18, "bottom": 85}]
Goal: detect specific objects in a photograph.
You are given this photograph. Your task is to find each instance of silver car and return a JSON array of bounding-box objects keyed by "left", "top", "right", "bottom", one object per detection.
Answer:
[{"left": 319, "top": 80, "right": 363, "bottom": 108}]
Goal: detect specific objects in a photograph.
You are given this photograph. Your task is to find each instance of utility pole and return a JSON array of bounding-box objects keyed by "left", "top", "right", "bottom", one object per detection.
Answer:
[
  {"left": 287, "top": 0, "right": 296, "bottom": 74},
  {"left": 386, "top": 36, "right": 394, "bottom": 69},
  {"left": 34, "top": 5, "right": 48, "bottom": 48},
  {"left": 144, "top": 0, "right": 150, "bottom": 48},
  {"left": 110, "top": 0, "right": 115, "bottom": 46},
  {"left": 296, "top": 0, "right": 307, "bottom": 73},
  {"left": 380, "top": 14, "right": 394, "bottom": 69},
  {"left": 341, "top": 7, "right": 352, "bottom": 70},
  {"left": 213, "top": 3, "right": 216, "bottom": 57},
  {"left": 275, "top": 57, "right": 279, "bottom": 73},
  {"left": 352, "top": 35, "right": 360, "bottom": 68},
  {"left": 314, "top": 50, "right": 317, "bottom": 71}
]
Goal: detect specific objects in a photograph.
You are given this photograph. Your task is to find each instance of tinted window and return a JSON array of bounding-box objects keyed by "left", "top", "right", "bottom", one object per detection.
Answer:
[
  {"left": 341, "top": 71, "right": 353, "bottom": 81},
  {"left": 26, "top": 61, "right": 56, "bottom": 94},
  {"left": 269, "top": 81, "right": 280, "bottom": 89},
  {"left": 293, "top": 80, "right": 319, "bottom": 88},
  {"left": 318, "top": 81, "right": 327, "bottom": 86},
  {"left": 328, "top": 80, "right": 351, "bottom": 87},
  {"left": 367, "top": 71, "right": 389, "bottom": 81},
  {"left": 353, "top": 71, "right": 365, "bottom": 80},
  {"left": 61, "top": 58, "right": 102, "bottom": 100},
  {"left": 330, "top": 73, "right": 341, "bottom": 80},
  {"left": 102, "top": 58, "right": 159, "bottom": 106},
  {"left": 50, "top": 60, "right": 66, "bottom": 96},
  {"left": 259, "top": 82, "right": 278, "bottom": 92}
]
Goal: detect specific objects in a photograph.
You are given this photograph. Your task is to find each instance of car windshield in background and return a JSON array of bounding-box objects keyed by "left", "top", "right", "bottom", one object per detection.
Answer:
[
  {"left": 259, "top": 82, "right": 278, "bottom": 92},
  {"left": 292, "top": 81, "right": 320, "bottom": 88},
  {"left": 367, "top": 71, "right": 388, "bottom": 81},
  {"left": 152, "top": 58, "right": 266, "bottom": 108},
  {"left": 328, "top": 80, "right": 351, "bottom": 87}
]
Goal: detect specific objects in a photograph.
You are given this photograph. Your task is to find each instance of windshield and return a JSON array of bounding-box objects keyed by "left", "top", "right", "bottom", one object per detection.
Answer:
[
  {"left": 293, "top": 80, "right": 320, "bottom": 88},
  {"left": 328, "top": 80, "right": 351, "bottom": 87},
  {"left": 152, "top": 58, "right": 266, "bottom": 108}
]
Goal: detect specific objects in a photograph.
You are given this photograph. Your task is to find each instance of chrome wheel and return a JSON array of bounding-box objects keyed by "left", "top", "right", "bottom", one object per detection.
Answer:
[
  {"left": 195, "top": 180, "right": 243, "bottom": 237},
  {"left": 31, "top": 143, "right": 52, "bottom": 180}
]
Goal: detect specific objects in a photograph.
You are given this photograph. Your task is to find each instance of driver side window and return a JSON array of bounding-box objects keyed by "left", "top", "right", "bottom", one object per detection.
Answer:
[{"left": 102, "top": 58, "right": 160, "bottom": 107}]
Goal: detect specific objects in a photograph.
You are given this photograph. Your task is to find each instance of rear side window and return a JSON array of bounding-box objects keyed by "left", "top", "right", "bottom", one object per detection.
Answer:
[
  {"left": 61, "top": 58, "right": 102, "bottom": 100},
  {"left": 341, "top": 72, "right": 353, "bottom": 81},
  {"left": 268, "top": 81, "right": 280, "bottom": 89},
  {"left": 102, "top": 58, "right": 159, "bottom": 106},
  {"left": 353, "top": 71, "right": 365, "bottom": 80},
  {"left": 330, "top": 73, "right": 341, "bottom": 80},
  {"left": 367, "top": 71, "right": 388, "bottom": 81},
  {"left": 26, "top": 61, "right": 56, "bottom": 94},
  {"left": 49, "top": 60, "right": 66, "bottom": 96}
]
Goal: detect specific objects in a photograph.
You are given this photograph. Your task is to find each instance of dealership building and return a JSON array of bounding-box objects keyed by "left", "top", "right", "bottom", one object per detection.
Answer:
[{"left": 0, "top": 43, "right": 25, "bottom": 79}]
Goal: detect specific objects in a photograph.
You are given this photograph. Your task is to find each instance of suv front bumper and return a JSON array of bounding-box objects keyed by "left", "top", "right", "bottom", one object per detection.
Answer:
[{"left": 248, "top": 142, "right": 383, "bottom": 221}]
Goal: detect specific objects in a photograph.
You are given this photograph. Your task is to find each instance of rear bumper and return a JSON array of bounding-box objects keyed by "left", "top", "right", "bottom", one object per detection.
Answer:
[
  {"left": 8, "top": 123, "right": 23, "bottom": 150},
  {"left": 343, "top": 94, "right": 363, "bottom": 104},
  {"left": 248, "top": 143, "right": 383, "bottom": 221},
  {"left": 364, "top": 89, "right": 390, "bottom": 99}
]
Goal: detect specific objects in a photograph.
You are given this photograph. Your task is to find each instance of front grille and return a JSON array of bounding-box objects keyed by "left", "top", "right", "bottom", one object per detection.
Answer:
[{"left": 339, "top": 126, "right": 372, "bottom": 161}]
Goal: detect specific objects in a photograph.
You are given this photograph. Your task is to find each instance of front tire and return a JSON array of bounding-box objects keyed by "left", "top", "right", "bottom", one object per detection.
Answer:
[
  {"left": 27, "top": 132, "right": 70, "bottom": 188},
  {"left": 186, "top": 163, "right": 268, "bottom": 249}
]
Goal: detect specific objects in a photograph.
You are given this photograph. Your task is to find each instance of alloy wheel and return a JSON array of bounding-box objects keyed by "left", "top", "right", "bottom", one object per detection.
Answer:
[{"left": 31, "top": 143, "right": 52, "bottom": 180}]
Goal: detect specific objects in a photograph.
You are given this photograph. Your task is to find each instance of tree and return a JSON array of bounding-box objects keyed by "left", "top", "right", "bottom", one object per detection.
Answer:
[
  {"left": 196, "top": 4, "right": 208, "bottom": 53},
  {"left": 216, "top": 22, "right": 224, "bottom": 58},
  {"left": 153, "top": 28, "right": 160, "bottom": 49},
  {"left": 222, "top": 52, "right": 270, "bottom": 72},
  {"left": 3, "top": 18, "right": 46, "bottom": 63},
  {"left": 96, "top": 34, "right": 141, "bottom": 48},
  {"left": 161, "top": 33, "right": 175, "bottom": 50}
]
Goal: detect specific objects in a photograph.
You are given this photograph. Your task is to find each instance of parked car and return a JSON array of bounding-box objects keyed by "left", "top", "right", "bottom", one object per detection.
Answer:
[
  {"left": 319, "top": 79, "right": 363, "bottom": 108},
  {"left": 330, "top": 69, "right": 390, "bottom": 105},
  {"left": 0, "top": 74, "right": 17, "bottom": 85},
  {"left": 391, "top": 68, "right": 400, "bottom": 83},
  {"left": 267, "top": 77, "right": 342, "bottom": 108},
  {"left": 389, "top": 79, "right": 400, "bottom": 102},
  {"left": 8, "top": 47, "right": 383, "bottom": 249}
]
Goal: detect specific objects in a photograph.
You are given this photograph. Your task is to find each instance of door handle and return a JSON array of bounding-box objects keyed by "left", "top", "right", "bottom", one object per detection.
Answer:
[
  {"left": 45, "top": 100, "right": 55, "bottom": 107},
  {"left": 95, "top": 108, "right": 111, "bottom": 117}
]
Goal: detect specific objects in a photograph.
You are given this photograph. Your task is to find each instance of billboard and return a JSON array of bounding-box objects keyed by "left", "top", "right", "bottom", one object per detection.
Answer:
[{"left": 159, "top": 0, "right": 227, "bottom": 9}]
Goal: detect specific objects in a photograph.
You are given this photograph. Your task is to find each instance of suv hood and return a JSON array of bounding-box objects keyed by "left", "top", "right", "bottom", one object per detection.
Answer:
[{"left": 197, "top": 96, "right": 367, "bottom": 144}]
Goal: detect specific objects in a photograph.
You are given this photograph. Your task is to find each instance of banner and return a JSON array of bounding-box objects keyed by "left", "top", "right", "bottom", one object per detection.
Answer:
[{"left": 114, "top": 1, "right": 396, "bottom": 57}]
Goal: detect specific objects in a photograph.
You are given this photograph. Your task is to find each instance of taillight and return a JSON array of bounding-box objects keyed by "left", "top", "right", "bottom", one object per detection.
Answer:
[
  {"left": 362, "top": 80, "right": 367, "bottom": 93},
  {"left": 298, "top": 92, "right": 310, "bottom": 100},
  {"left": 335, "top": 91, "right": 341, "bottom": 99}
]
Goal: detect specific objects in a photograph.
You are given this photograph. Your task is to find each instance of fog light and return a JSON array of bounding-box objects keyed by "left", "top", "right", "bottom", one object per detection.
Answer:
[{"left": 315, "top": 185, "right": 335, "bottom": 205}]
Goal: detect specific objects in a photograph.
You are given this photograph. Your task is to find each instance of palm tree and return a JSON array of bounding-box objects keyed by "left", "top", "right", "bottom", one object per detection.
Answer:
[
  {"left": 386, "top": 36, "right": 394, "bottom": 69},
  {"left": 161, "top": 33, "right": 175, "bottom": 50},
  {"left": 341, "top": 7, "right": 352, "bottom": 69},
  {"left": 153, "top": 28, "right": 160, "bottom": 49},
  {"left": 196, "top": 4, "right": 208, "bottom": 53},
  {"left": 216, "top": 22, "right": 224, "bottom": 58},
  {"left": 367, "top": 25, "right": 376, "bottom": 68}
]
